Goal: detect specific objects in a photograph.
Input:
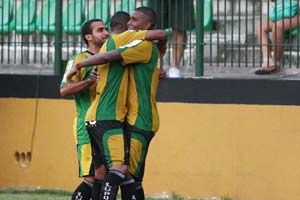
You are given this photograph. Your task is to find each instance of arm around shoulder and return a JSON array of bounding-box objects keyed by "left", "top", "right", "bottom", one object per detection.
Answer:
[{"left": 145, "top": 29, "right": 168, "bottom": 42}]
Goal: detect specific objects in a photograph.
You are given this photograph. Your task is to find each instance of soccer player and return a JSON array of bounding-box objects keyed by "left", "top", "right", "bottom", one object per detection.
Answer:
[
  {"left": 67, "top": 7, "right": 166, "bottom": 200},
  {"left": 60, "top": 19, "right": 109, "bottom": 200},
  {"left": 124, "top": 7, "right": 163, "bottom": 200}
]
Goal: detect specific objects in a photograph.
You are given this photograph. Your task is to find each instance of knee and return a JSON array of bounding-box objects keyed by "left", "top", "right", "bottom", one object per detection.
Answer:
[
  {"left": 95, "top": 165, "right": 107, "bottom": 180},
  {"left": 84, "top": 176, "right": 95, "bottom": 183},
  {"left": 274, "top": 22, "right": 284, "bottom": 32},
  {"left": 258, "top": 18, "right": 270, "bottom": 31},
  {"left": 111, "top": 164, "right": 128, "bottom": 174}
]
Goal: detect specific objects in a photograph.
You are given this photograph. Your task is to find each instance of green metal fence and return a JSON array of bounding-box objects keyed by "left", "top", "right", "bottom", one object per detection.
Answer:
[{"left": 1, "top": 0, "right": 300, "bottom": 76}]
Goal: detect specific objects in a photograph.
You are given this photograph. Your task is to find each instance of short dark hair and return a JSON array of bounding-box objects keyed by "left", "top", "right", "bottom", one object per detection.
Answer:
[
  {"left": 134, "top": 7, "right": 156, "bottom": 29},
  {"left": 81, "top": 19, "right": 103, "bottom": 45},
  {"left": 110, "top": 11, "right": 130, "bottom": 31}
]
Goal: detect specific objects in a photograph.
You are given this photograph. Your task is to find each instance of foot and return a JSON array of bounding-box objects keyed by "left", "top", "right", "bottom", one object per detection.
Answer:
[
  {"left": 167, "top": 67, "right": 182, "bottom": 78},
  {"left": 254, "top": 65, "right": 279, "bottom": 75}
]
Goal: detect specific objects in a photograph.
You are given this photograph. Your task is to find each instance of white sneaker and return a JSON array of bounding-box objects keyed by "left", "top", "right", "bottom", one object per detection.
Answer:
[{"left": 167, "top": 67, "right": 181, "bottom": 78}]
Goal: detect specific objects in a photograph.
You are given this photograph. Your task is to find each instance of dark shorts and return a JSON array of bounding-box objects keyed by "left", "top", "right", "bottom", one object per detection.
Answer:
[
  {"left": 149, "top": 0, "right": 195, "bottom": 31},
  {"left": 125, "top": 123, "right": 154, "bottom": 181},
  {"left": 86, "top": 120, "right": 129, "bottom": 170}
]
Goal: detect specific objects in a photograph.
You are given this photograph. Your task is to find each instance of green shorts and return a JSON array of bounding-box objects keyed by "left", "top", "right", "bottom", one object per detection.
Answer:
[
  {"left": 77, "top": 143, "right": 94, "bottom": 177},
  {"left": 125, "top": 124, "right": 154, "bottom": 181},
  {"left": 149, "top": 0, "right": 195, "bottom": 31},
  {"left": 86, "top": 120, "right": 129, "bottom": 170}
]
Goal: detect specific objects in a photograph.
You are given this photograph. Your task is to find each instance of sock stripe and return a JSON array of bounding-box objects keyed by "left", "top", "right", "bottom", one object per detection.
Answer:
[
  {"left": 83, "top": 180, "right": 94, "bottom": 188},
  {"left": 110, "top": 170, "right": 126, "bottom": 179},
  {"left": 120, "top": 178, "right": 135, "bottom": 186}
]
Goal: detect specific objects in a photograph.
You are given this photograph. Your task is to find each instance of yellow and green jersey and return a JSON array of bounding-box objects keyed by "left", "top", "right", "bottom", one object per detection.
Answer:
[
  {"left": 117, "top": 40, "right": 160, "bottom": 132},
  {"left": 85, "top": 30, "right": 147, "bottom": 122},
  {"left": 61, "top": 51, "right": 96, "bottom": 144}
]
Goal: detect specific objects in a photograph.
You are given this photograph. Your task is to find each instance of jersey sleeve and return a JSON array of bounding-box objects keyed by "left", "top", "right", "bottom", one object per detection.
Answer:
[
  {"left": 113, "top": 30, "right": 148, "bottom": 48},
  {"left": 117, "top": 40, "right": 153, "bottom": 65},
  {"left": 121, "top": 30, "right": 147, "bottom": 42},
  {"left": 60, "top": 54, "right": 87, "bottom": 87}
]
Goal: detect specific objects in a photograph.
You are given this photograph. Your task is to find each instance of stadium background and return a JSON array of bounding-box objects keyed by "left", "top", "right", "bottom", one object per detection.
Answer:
[{"left": 1, "top": 75, "right": 300, "bottom": 200}]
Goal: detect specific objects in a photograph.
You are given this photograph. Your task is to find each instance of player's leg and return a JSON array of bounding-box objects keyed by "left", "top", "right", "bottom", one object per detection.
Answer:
[
  {"left": 121, "top": 128, "right": 154, "bottom": 200},
  {"left": 95, "top": 121, "right": 128, "bottom": 200},
  {"left": 86, "top": 121, "right": 107, "bottom": 200},
  {"left": 71, "top": 143, "right": 94, "bottom": 200},
  {"left": 120, "top": 176, "right": 145, "bottom": 200}
]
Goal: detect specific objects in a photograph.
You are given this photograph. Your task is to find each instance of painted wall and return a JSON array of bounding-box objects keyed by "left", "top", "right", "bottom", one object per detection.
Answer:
[{"left": 1, "top": 98, "right": 300, "bottom": 200}]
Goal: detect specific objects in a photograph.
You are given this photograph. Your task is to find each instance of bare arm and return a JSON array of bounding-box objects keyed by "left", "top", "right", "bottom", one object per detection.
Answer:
[
  {"left": 145, "top": 30, "right": 168, "bottom": 56},
  {"left": 145, "top": 30, "right": 168, "bottom": 42},
  {"left": 60, "top": 79, "right": 94, "bottom": 97},
  {"left": 60, "top": 70, "right": 97, "bottom": 96},
  {"left": 67, "top": 50, "right": 122, "bottom": 83}
]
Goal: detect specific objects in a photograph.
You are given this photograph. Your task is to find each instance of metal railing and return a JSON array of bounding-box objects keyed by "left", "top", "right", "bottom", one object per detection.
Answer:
[{"left": 1, "top": 0, "right": 300, "bottom": 76}]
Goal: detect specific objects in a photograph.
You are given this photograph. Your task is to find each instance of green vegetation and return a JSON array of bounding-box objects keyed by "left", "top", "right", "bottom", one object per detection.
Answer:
[
  {"left": 0, "top": 189, "right": 233, "bottom": 200},
  {"left": 0, "top": 189, "right": 71, "bottom": 200}
]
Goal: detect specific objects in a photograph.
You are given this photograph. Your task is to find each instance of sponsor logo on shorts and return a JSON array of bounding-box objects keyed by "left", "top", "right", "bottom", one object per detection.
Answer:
[{"left": 103, "top": 182, "right": 112, "bottom": 200}]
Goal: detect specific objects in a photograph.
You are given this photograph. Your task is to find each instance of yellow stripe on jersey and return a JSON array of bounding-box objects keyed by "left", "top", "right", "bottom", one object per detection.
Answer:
[
  {"left": 118, "top": 41, "right": 160, "bottom": 132},
  {"left": 128, "top": 138, "right": 143, "bottom": 175},
  {"left": 113, "top": 30, "right": 147, "bottom": 48},
  {"left": 61, "top": 53, "right": 90, "bottom": 85},
  {"left": 85, "top": 30, "right": 147, "bottom": 122},
  {"left": 73, "top": 53, "right": 91, "bottom": 82},
  {"left": 151, "top": 67, "right": 160, "bottom": 132},
  {"left": 108, "top": 133, "right": 125, "bottom": 166},
  {"left": 85, "top": 63, "right": 109, "bottom": 121},
  {"left": 119, "top": 40, "right": 153, "bottom": 65},
  {"left": 80, "top": 144, "right": 92, "bottom": 175},
  {"left": 116, "top": 68, "right": 129, "bottom": 121},
  {"left": 73, "top": 117, "right": 78, "bottom": 144},
  {"left": 126, "top": 67, "right": 139, "bottom": 126}
]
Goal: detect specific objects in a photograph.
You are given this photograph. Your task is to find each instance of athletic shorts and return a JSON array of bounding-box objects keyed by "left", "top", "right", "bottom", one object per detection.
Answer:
[
  {"left": 76, "top": 143, "right": 94, "bottom": 177},
  {"left": 149, "top": 0, "right": 195, "bottom": 31},
  {"left": 86, "top": 120, "right": 129, "bottom": 170},
  {"left": 125, "top": 123, "right": 154, "bottom": 181}
]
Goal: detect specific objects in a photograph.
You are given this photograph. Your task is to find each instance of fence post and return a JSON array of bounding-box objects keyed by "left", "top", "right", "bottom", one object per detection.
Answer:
[
  {"left": 195, "top": 0, "right": 204, "bottom": 76},
  {"left": 54, "top": 0, "right": 63, "bottom": 75}
]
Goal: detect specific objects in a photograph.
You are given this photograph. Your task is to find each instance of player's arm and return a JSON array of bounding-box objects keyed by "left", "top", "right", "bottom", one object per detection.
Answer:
[
  {"left": 145, "top": 30, "right": 167, "bottom": 56},
  {"left": 66, "top": 51, "right": 123, "bottom": 82},
  {"left": 144, "top": 30, "right": 167, "bottom": 42},
  {"left": 123, "top": 29, "right": 167, "bottom": 49},
  {"left": 60, "top": 69, "right": 97, "bottom": 97},
  {"left": 118, "top": 40, "right": 153, "bottom": 65}
]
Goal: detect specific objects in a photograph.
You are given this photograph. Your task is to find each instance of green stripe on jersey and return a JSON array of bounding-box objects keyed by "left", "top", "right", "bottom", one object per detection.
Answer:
[
  {"left": 132, "top": 44, "right": 159, "bottom": 131},
  {"left": 97, "top": 37, "right": 126, "bottom": 120}
]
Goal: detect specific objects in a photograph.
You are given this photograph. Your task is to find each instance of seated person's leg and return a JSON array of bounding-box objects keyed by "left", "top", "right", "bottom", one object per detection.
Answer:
[
  {"left": 272, "top": 15, "right": 300, "bottom": 64},
  {"left": 168, "top": 0, "right": 195, "bottom": 77}
]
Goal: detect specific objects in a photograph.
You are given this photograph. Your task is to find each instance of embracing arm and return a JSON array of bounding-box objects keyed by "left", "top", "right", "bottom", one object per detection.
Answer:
[
  {"left": 145, "top": 29, "right": 168, "bottom": 42},
  {"left": 60, "top": 79, "right": 94, "bottom": 97},
  {"left": 60, "top": 69, "right": 98, "bottom": 96},
  {"left": 67, "top": 51, "right": 123, "bottom": 83},
  {"left": 145, "top": 30, "right": 168, "bottom": 56}
]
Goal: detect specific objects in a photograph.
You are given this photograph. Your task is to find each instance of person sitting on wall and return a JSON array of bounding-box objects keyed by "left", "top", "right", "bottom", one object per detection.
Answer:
[{"left": 255, "top": 0, "right": 300, "bottom": 74}]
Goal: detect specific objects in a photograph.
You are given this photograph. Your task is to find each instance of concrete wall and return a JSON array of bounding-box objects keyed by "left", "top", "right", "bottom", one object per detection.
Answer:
[{"left": 1, "top": 98, "right": 300, "bottom": 200}]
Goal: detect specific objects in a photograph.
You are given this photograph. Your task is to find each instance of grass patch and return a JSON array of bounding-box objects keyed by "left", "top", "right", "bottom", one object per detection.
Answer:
[
  {"left": 0, "top": 188, "right": 72, "bottom": 200},
  {"left": 0, "top": 188, "right": 72, "bottom": 195},
  {"left": 0, "top": 188, "right": 232, "bottom": 200}
]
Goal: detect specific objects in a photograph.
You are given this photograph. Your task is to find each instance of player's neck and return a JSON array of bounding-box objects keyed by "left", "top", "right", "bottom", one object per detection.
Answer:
[
  {"left": 112, "top": 27, "right": 127, "bottom": 34},
  {"left": 87, "top": 44, "right": 101, "bottom": 54}
]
